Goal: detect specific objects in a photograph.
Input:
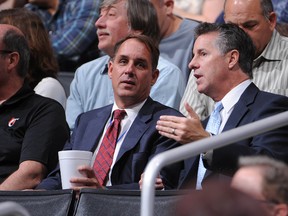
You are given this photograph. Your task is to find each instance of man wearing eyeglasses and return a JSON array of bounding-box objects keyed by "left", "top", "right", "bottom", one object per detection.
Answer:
[{"left": 0, "top": 24, "right": 69, "bottom": 190}]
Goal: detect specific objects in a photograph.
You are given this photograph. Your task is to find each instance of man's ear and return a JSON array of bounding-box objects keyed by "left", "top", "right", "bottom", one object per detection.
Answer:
[
  {"left": 164, "top": 0, "right": 174, "bottom": 15},
  {"left": 7, "top": 52, "right": 20, "bottom": 71},
  {"left": 273, "top": 203, "right": 288, "bottom": 216},
  {"left": 268, "top": 11, "right": 277, "bottom": 30},
  {"left": 108, "top": 60, "right": 113, "bottom": 79},
  {"left": 227, "top": 49, "right": 239, "bottom": 70},
  {"left": 151, "top": 69, "right": 159, "bottom": 86}
]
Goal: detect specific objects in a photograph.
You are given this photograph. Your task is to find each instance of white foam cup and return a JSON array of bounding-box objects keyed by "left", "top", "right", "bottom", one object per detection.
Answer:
[{"left": 58, "top": 150, "right": 92, "bottom": 189}]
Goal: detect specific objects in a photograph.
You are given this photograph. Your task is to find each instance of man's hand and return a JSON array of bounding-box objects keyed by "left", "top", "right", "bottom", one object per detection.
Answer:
[
  {"left": 156, "top": 103, "right": 210, "bottom": 144},
  {"left": 70, "top": 165, "right": 104, "bottom": 198},
  {"left": 139, "top": 173, "right": 164, "bottom": 190}
]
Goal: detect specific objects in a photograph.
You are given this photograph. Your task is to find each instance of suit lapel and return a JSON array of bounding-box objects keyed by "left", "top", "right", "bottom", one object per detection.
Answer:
[
  {"left": 202, "top": 83, "right": 259, "bottom": 185},
  {"left": 81, "top": 106, "right": 112, "bottom": 151},
  {"left": 223, "top": 83, "right": 258, "bottom": 131},
  {"left": 116, "top": 98, "right": 154, "bottom": 162}
]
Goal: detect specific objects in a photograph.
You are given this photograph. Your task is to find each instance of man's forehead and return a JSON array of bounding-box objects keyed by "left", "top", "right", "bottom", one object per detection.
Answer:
[
  {"left": 101, "top": 0, "right": 126, "bottom": 11},
  {"left": 115, "top": 39, "right": 150, "bottom": 59}
]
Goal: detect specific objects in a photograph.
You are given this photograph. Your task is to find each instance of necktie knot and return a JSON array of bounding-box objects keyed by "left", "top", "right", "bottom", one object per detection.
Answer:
[
  {"left": 205, "top": 102, "right": 223, "bottom": 135},
  {"left": 113, "top": 109, "right": 126, "bottom": 120},
  {"left": 214, "top": 102, "right": 223, "bottom": 113}
]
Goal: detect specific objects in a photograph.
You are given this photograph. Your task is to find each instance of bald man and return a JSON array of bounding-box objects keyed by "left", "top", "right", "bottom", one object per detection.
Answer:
[{"left": 0, "top": 24, "right": 69, "bottom": 190}]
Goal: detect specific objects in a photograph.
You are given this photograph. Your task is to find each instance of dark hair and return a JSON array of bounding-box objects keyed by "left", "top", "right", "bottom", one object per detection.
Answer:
[
  {"left": 0, "top": 8, "right": 58, "bottom": 88},
  {"left": 100, "top": 0, "right": 161, "bottom": 45},
  {"left": 2, "top": 29, "right": 30, "bottom": 78},
  {"left": 260, "top": 0, "right": 274, "bottom": 20},
  {"left": 194, "top": 22, "right": 255, "bottom": 79},
  {"left": 112, "top": 34, "right": 159, "bottom": 71}
]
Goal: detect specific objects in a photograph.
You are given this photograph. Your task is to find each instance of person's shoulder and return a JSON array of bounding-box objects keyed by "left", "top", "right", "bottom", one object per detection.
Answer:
[
  {"left": 258, "top": 90, "right": 288, "bottom": 101},
  {"left": 35, "top": 77, "right": 64, "bottom": 90},
  {"left": 77, "top": 55, "right": 109, "bottom": 70},
  {"left": 74, "top": 55, "right": 110, "bottom": 76},
  {"left": 158, "top": 56, "right": 182, "bottom": 72},
  {"left": 78, "top": 104, "right": 112, "bottom": 120},
  {"left": 182, "top": 18, "right": 200, "bottom": 29},
  {"left": 272, "top": 30, "right": 288, "bottom": 49},
  {"left": 27, "top": 93, "right": 65, "bottom": 113},
  {"left": 147, "top": 98, "right": 184, "bottom": 117}
]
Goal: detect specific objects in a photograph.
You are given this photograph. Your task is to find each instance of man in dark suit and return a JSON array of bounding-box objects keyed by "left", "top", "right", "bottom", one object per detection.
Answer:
[
  {"left": 36, "top": 35, "right": 183, "bottom": 192},
  {"left": 155, "top": 22, "right": 288, "bottom": 189}
]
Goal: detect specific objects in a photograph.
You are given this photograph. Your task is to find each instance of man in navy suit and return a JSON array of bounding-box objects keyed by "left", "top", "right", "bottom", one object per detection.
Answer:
[
  {"left": 155, "top": 22, "right": 288, "bottom": 189},
  {"left": 36, "top": 35, "right": 183, "bottom": 191}
]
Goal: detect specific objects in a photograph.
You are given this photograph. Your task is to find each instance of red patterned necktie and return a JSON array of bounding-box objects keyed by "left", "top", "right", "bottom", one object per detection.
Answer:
[{"left": 93, "top": 109, "right": 126, "bottom": 185}]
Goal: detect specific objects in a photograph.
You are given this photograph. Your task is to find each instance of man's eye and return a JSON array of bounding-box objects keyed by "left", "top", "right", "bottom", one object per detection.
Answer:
[
  {"left": 119, "top": 59, "right": 127, "bottom": 64},
  {"left": 136, "top": 62, "right": 146, "bottom": 69},
  {"left": 243, "top": 23, "right": 257, "bottom": 30}
]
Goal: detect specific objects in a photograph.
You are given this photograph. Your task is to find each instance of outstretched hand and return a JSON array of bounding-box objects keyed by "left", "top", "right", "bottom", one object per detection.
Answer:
[{"left": 156, "top": 103, "right": 210, "bottom": 144}]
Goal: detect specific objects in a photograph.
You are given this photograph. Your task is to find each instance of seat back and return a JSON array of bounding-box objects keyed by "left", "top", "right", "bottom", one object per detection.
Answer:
[
  {"left": 57, "top": 72, "right": 75, "bottom": 97},
  {"left": 0, "top": 190, "right": 75, "bottom": 216},
  {"left": 74, "top": 189, "right": 189, "bottom": 216}
]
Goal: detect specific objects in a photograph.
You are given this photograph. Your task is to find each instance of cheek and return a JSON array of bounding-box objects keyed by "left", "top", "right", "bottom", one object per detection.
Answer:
[{"left": 139, "top": 75, "right": 153, "bottom": 88}]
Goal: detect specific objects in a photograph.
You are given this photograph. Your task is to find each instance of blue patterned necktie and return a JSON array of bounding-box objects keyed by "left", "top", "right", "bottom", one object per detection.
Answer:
[{"left": 196, "top": 102, "right": 223, "bottom": 190}]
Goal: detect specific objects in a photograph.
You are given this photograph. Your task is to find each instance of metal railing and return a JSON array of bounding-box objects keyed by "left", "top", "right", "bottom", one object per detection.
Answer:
[{"left": 141, "top": 111, "right": 288, "bottom": 216}]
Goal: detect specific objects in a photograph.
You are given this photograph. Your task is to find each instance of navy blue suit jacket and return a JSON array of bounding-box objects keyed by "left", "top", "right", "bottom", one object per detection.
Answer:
[
  {"left": 37, "top": 97, "right": 183, "bottom": 190},
  {"left": 179, "top": 83, "right": 288, "bottom": 189}
]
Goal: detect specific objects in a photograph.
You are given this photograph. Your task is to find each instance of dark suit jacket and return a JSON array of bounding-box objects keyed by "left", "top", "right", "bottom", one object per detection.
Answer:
[
  {"left": 37, "top": 97, "right": 183, "bottom": 190},
  {"left": 179, "top": 83, "right": 288, "bottom": 189}
]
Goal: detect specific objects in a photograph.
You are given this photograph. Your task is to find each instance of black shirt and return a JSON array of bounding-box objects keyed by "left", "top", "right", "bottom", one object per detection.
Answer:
[{"left": 0, "top": 83, "right": 69, "bottom": 183}]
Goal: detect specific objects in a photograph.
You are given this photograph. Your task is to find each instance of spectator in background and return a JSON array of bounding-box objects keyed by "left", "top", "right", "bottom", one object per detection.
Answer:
[
  {"left": 66, "top": 0, "right": 185, "bottom": 130},
  {"left": 176, "top": 182, "right": 269, "bottom": 216},
  {"left": 231, "top": 156, "right": 288, "bottom": 216},
  {"left": 0, "top": 24, "right": 69, "bottom": 190},
  {"left": 36, "top": 35, "right": 183, "bottom": 191},
  {"left": 180, "top": 0, "right": 288, "bottom": 120},
  {"left": 150, "top": 0, "right": 199, "bottom": 82},
  {"left": 174, "top": 0, "right": 225, "bottom": 23},
  {"left": 0, "top": 8, "right": 67, "bottom": 109},
  {"left": 25, "top": 0, "right": 101, "bottom": 72}
]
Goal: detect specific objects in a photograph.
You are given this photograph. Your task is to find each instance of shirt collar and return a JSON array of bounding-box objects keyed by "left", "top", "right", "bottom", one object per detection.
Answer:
[
  {"left": 111, "top": 99, "right": 147, "bottom": 120},
  {"left": 254, "top": 30, "right": 283, "bottom": 62},
  {"left": 221, "top": 80, "right": 251, "bottom": 113}
]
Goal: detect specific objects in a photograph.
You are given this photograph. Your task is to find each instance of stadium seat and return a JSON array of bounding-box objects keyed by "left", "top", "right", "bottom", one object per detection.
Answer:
[
  {"left": 74, "top": 189, "right": 190, "bottom": 216},
  {"left": 0, "top": 190, "right": 75, "bottom": 216}
]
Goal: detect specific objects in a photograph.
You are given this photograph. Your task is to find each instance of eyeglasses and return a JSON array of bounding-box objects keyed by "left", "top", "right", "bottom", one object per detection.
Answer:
[{"left": 0, "top": 50, "right": 13, "bottom": 54}]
